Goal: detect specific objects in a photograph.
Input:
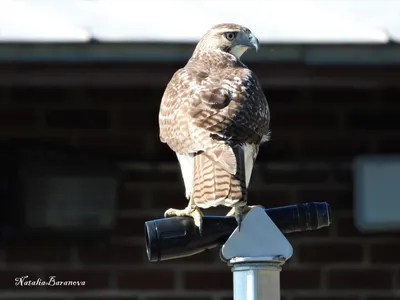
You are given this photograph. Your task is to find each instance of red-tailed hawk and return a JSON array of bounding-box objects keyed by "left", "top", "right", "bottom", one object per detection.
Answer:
[{"left": 159, "top": 23, "right": 270, "bottom": 233}]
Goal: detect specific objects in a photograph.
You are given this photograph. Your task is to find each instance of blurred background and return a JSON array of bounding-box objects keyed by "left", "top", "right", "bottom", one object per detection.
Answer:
[{"left": 0, "top": 0, "right": 400, "bottom": 299}]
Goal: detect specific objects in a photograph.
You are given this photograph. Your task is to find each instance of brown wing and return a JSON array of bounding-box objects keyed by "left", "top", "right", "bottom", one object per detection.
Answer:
[
  {"left": 159, "top": 67, "right": 204, "bottom": 154},
  {"left": 158, "top": 58, "right": 269, "bottom": 174},
  {"left": 188, "top": 66, "right": 269, "bottom": 144}
]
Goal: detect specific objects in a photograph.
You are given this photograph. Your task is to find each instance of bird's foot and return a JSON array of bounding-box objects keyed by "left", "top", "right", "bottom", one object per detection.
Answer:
[
  {"left": 164, "top": 206, "right": 204, "bottom": 235},
  {"left": 226, "top": 205, "right": 257, "bottom": 231}
]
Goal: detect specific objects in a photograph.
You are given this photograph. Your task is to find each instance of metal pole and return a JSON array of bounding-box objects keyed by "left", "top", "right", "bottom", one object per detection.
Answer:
[
  {"left": 221, "top": 207, "right": 293, "bottom": 300},
  {"left": 230, "top": 258, "right": 283, "bottom": 300}
]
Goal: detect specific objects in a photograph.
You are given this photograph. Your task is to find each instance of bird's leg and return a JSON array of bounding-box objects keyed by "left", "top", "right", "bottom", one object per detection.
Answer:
[
  {"left": 226, "top": 204, "right": 256, "bottom": 231},
  {"left": 164, "top": 197, "right": 204, "bottom": 234}
]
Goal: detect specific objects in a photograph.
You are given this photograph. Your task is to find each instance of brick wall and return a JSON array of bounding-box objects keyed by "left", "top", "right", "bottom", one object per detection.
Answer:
[{"left": 0, "top": 77, "right": 400, "bottom": 300}]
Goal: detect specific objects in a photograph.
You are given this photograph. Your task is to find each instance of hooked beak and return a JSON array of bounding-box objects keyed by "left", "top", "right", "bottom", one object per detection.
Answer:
[{"left": 249, "top": 34, "right": 259, "bottom": 52}]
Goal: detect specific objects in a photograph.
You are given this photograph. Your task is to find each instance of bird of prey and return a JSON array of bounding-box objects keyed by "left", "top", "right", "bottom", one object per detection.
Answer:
[{"left": 158, "top": 23, "right": 270, "bottom": 233}]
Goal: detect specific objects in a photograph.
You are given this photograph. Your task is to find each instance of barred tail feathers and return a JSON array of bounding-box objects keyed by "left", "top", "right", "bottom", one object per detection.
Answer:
[{"left": 192, "top": 145, "right": 247, "bottom": 209}]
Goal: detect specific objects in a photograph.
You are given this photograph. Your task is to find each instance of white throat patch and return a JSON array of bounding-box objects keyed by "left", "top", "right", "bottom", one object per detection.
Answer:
[{"left": 229, "top": 45, "right": 248, "bottom": 59}]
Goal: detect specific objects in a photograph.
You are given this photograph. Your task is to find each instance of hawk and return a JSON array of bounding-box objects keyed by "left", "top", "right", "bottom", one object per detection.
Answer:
[{"left": 158, "top": 23, "right": 270, "bottom": 233}]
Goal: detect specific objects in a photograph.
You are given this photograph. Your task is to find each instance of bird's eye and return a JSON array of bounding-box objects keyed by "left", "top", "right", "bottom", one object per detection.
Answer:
[{"left": 224, "top": 32, "right": 237, "bottom": 41}]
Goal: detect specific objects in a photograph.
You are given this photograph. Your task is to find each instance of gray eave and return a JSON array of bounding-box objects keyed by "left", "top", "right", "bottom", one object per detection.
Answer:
[{"left": 0, "top": 43, "right": 400, "bottom": 66}]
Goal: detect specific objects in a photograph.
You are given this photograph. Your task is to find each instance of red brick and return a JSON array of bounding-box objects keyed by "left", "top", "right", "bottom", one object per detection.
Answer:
[
  {"left": 336, "top": 216, "right": 400, "bottom": 238},
  {"left": 259, "top": 168, "right": 330, "bottom": 185},
  {"left": 31, "top": 136, "right": 74, "bottom": 146},
  {"left": 298, "top": 243, "right": 363, "bottom": 263},
  {"left": 0, "top": 109, "right": 37, "bottom": 128},
  {"left": 297, "top": 188, "right": 353, "bottom": 211},
  {"left": 78, "top": 243, "right": 145, "bottom": 264},
  {"left": 0, "top": 270, "right": 42, "bottom": 290},
  {"left": 123, "top": 167, "right": 181, "bottom": 184},
  {"left": 118, "top": 107, "right": 159, "bottom": 131},
  {"left": 266, "top": 88, "right": 303, "bottom": 104},
  {"left": 45, "top": 109, "right": 110, "bottom": 129},
  {"left": 10, "top": 87, "right": 71, "bottom": 102},
  {"left": 151, "top": 188, "right": 190, "bottom": 209},
  {"left": 118, "top": 270, "right": 174, "bottom": 289},
  {"left": 336, "top": 216, "right": 364, "bottom": 237},
  {"left": 118, "top": 188, "right": 148, "bottom": 209},
  {"left": 328, "top": 269, "right": 393, "bottom": 289},
  {"left": 371, "top": 242, "right": 400, "bottom": 263},
  {"left": 378, "top": 137, "right": 400, "bottom": 153},
  {"left": 84, "top": 87, "right": 164, "bottom": 104},
  {"left": 347, "top": 110, "right": 400, "bottom": 131},
  {"left": 273, "top": 109, "right": 339, "bottom": 131},
  {"left": 42, "top": 270, "right": 109, "bottom": 289},
  {"left": 115, "top": 212, "right": 164, "bottom": 238},
  {"left": 184, "top": 271, "right": 232, "bottom": 290},
  {"left": 281, "top": 269, "right": 321, "bottom": 290},
  {"left": 76, "top": 134, "right": 150, "bottom": 156},
  {"left": 298, "top": 136, "right": 371, "bottom": 158},
  {"left": 4, "top": 74, "right": 400, "bottom": 300},
  {"left": 247, "top": 189, "right": 295, "bottom": 208},
  {"left": 84, "top": 87, "right": 132, "bottom": 102},
  {"left": 257, "top": 136, "right": 298, "bottom": 161},
  {"left": 331, "top": 168, "right": 353, "bottom": 185},
  {"left": 5, "top": 242, "right": 70, "bottom": 264},
  {"left": 116, "top": 215, "right": 157, "bottom": 237},
  {"left": 154, "top": 143, "right": 182, "bottom": 161},
  {"left": 309, "top": 88, "right": 378, "bottom": 104},
  {"left": 380, "top": 88, "right": 400, "bottom": 104}
]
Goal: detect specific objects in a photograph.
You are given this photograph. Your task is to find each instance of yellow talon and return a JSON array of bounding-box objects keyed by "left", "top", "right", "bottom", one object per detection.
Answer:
[
  {"left": 226, "top": 205, "right": 255, "bottom": 231},
  {"left": 164, "top": 205, "right": 204, "bottom": 235}
]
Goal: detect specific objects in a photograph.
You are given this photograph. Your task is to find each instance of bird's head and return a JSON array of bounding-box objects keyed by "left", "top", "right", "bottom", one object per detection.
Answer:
[{"left": 194, "top": 23, "right": 260, "bottom": 59}]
